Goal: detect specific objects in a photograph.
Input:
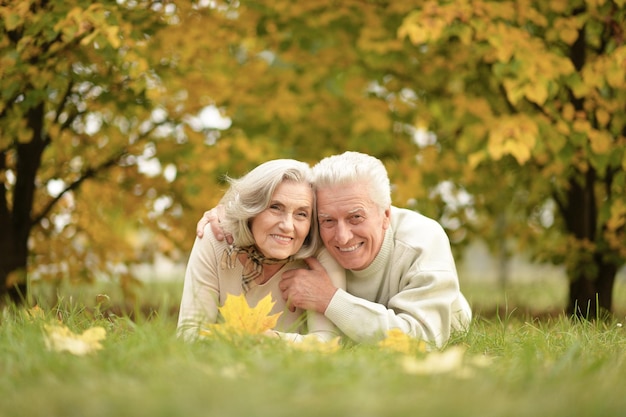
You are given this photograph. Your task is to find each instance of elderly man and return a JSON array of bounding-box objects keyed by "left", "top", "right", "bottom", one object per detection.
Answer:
[{"left": 198, "top": 152, "right": 471, "bottom": 347}]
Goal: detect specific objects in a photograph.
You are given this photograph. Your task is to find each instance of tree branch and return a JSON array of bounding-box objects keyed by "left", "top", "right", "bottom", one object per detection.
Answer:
[
  {"left": 31, "top": 147, "right": 129, "bottom": 225},
  {"left": 31, "top": 119, "right": 168, "bottom": 226},
  {"left": 53, "top": 79, "right": 75, "bottom": 127}
]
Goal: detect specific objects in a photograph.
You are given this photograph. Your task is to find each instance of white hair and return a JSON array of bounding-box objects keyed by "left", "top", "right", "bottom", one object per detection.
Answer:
[
  {"left": 220, "top": 159, "right": 320, "bottom": 258},
  {"left": 312, "top": 151, "right": 392, "bottom": 210}
]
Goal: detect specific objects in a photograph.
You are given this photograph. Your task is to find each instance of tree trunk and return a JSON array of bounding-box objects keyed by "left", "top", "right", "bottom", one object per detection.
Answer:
[
  {"left": 0, "top": 268, "right": 28, "bottom": 305},
  {"left": 0, "top": 203, "right": 29, "bottom": 303},
  {"left": 0, "top": 102, "right": 47, "bottom": 305},
  {"left": 567, "top": 260, "right": 617, "bottom": 319},
  {"left": 560, "top": 168, "right": 617, "bottom": 319},
  {"left": 559, "top": 5, "right": 619, "bottom": 319}
]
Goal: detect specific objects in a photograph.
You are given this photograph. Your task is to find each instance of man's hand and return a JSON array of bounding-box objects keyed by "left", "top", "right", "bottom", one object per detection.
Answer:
[
  {"left": 279, "top": 257, "right": 338, "bottom": 313},
  {"left": 196, "top": 210, "right": 214, "bottom": 238},
  {"left": 196, "top": 206, "right": 232, "bottom": 243}
]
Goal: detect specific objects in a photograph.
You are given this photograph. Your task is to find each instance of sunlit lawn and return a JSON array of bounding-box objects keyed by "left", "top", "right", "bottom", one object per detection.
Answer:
[{"left": 2, "top": 278, "right": 626, "bottom": 417}]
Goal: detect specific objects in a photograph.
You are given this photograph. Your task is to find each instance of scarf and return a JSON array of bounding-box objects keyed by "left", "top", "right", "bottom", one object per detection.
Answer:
[{"left": 221, "top": 245, "right": 294, "bottom": 292}]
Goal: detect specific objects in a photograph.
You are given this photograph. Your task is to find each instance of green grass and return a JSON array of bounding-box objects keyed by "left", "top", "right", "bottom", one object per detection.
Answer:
[{"left": 3, "top": 280, "right": 626, "bottom": 417}]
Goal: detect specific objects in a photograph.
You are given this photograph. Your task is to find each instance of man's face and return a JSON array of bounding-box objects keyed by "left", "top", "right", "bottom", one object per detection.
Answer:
[{"left": 316, "top": 182, "right": 390, "bottom": 270}]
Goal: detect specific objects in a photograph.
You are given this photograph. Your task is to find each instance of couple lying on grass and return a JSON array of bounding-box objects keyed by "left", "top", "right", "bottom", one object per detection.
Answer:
[{"left": 177, "top": 151, "right": 471, "bottom": 347}]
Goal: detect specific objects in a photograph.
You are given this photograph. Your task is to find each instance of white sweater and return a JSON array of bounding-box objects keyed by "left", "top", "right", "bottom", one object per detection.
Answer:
[
  {"left": 177, "top": 226, "right": 346, "bottom": 342},
  {"left": 324, "top": 206, "right": 472, "bottom": 347}
]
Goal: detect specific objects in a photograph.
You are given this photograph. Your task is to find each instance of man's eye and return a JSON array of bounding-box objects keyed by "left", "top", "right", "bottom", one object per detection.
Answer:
[{"left": 319, "top": 218, "right": 335, "bottom": 227}]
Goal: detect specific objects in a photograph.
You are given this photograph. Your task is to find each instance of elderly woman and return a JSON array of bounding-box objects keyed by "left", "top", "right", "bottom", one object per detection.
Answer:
[{"left": 177, "top": 159, "right": 345, "bottom": 342}]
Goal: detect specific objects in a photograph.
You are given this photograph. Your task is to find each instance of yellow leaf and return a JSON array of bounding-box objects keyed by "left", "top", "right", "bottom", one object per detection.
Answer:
[
  {"left": 43, "top": 324, "right": 106, "bottom": 356},
  {"left": 468, "top": 151, "right": 486, "bottom": 169},
  {"left": 573, "top": 119, "right": 592, "bottom": 134},
  {"left": 24, "top": 305, "right": 45, "bottom": 322},
  {"left": 487, "top": 116, "right": 537, "bottom": 164},
  {"left": 524, "top": 81, "right": 548, "bottom": 106},
  {"left": 588, "top": 130, "right": 613, "bottom": 155},
  {"left": 502, "top": 79, "right": 525, "bottom": 105},
  {"left": 398, "top": 13, "right": 426, "bottom": 44},
  {"left": 556, "top": 120, "right": 570, "bottom": 135},
  {"left": 554, "top": 17, "right": 579, "bottom": 45},
  {"left": 504, "top": 140, "right": 532, "bottom": 164},
  {"left": 562, "top": 103, "right": 575, "bottom": 121},
  {"left": 290, "top": 335, "right": 342, "bottom": 353},
  {"left": 105, "top": 26, "right": 121, "bottom": 49},
  {"left": 378, "top": 328, "right": 427, "bottom": 354},
  {"left": 606, "top": 64, "right": 625, "bottom": 89},
  {"left": 607, "top": 200, "right": 626, "bottom": 231},
  {"left": 595, "top": 108, "right": 610, "bottom": 128},
  {"left": 401, "top": 347, "right": 493, "bottom": 377},
  {"left": 209, "top": 293, "right": 282, "bottom": 336},
  {"left": 548, "top": 0, "right": 568, "bottom": 12},
  {"left": 400, "top": 346, "right": 466, "bottom": 375}
]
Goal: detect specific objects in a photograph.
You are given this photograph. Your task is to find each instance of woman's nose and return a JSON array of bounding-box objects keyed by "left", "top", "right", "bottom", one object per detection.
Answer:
[{"left": 279, "top": 214, "right": 294, "bottom": 231}]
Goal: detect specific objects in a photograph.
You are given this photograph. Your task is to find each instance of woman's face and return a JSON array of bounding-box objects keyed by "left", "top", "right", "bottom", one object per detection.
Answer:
[{"left": 250, "top": 181, "right": 313, "bottom": 259}]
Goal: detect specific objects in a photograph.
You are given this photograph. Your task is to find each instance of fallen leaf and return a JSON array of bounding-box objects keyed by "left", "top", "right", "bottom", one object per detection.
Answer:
[
  {"left": 400, "top": 346, "right": 493, "bottom": 378},
  {"left": 401, "top": 346, "right": 467, "bottom": 375},
  {"left": 25, "top": 305, "right": 45, "bottom": 321},
  {"left": 43, "top": 324, "right": 106, "bottom": 356},
  {"left": 377, "top": 328, "right": 427, "bottom": 354},
  {"left": 204, "top": 293, "right": 282, "bottom": 337},
  {"left": 289, "top": 335, "right": 342, "bottom": 353}
]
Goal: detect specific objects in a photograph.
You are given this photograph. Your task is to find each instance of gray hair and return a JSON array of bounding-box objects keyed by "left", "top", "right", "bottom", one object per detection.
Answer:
[
  {"left": 312, "top": 151, "right": 392, "bottom": 210},
  {"left": 220, "top": 159, "right": 320, "bottom": 259}
]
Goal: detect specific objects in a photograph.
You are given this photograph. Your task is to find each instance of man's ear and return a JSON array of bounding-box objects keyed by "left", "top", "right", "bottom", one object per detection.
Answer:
[{"left": 382, "top": 207, "right": 391, "bottom": 230}]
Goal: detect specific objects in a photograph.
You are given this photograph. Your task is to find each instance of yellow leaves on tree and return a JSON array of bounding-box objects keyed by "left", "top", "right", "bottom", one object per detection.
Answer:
[
  {"left": 551, "top": 17, "right": 580, "bottom": 45},
  {"left": 607, "top": 199, "right": 626, "bottom": 233},
  {"left": 588, "top": 129, "right": 613, "bottom": 155},
  {"left": 398, "top": 1, "right": 471, "bottom": 46},
  {"left": 487, "top": 115, "right": 538, "bottom": 165},
  {"left": 399, "top": 2, "right": 577, "bottom": 109},
  {"left": 605, "top": 199, "right": 626, "bottom": 256},
  {"left": 203, "top": 293, "right": 282, "bottom": 338},
  {"left": 352, "top": 99, "right": 391, "bottom": 135},
  {"left": 499, "top": 45, "right": 574, "bottom": 106}
]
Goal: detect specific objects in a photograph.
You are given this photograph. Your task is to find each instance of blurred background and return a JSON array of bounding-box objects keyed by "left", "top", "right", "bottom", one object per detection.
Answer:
[{"left": 1, "top": 0, "right": 625, "bottom": 319}]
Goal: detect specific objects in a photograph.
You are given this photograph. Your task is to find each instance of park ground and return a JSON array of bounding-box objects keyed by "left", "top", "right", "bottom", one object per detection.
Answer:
[{"left": 3, "top": 241, "right": 626, "bottom": 417}]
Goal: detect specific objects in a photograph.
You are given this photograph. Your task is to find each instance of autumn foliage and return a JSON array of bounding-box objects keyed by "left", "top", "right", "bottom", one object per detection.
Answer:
[{"left": 1, "top": 0, "right": 625, "bottom": 317}]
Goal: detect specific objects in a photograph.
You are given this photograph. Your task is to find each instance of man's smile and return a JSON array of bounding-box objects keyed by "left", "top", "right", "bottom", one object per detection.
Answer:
[{"left": 337, "top": 242, "right": 364, "bottom": 252}]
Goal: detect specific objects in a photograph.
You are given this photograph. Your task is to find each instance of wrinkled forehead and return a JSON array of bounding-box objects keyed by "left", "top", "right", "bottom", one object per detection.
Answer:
[{"left": 316, "top": 184, "right": 377, "bottom": 215}]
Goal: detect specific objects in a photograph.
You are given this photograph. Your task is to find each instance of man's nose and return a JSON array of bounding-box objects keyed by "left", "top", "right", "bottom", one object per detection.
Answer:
[{"left": 335, "top": 221, "right": 352, "bottom": 244}]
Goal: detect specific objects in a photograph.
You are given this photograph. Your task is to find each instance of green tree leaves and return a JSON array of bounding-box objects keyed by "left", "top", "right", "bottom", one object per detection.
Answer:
[{"left": 1, "top": 0, "right": 625, "bottom": 315}]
